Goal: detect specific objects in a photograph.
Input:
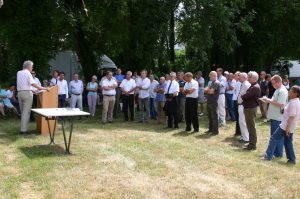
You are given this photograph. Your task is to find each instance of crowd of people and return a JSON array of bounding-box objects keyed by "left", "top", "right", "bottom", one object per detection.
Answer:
[{"left": 3, "top": 60, "right": 300, "bottom": 165}]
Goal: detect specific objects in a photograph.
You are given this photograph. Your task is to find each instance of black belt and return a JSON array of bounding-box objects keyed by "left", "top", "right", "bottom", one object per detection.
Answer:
[
  {"left": 72, "top": 93, "right": 81, "bottom": 96},
  {"left": 219, "top": 93, "right": 225, "bottom": 95},
  {"left": 18, "top": 90, "right": 32, "bottom": 92},
  {"left": 104, "top": 95, "right": 115, "bottom": 97}
]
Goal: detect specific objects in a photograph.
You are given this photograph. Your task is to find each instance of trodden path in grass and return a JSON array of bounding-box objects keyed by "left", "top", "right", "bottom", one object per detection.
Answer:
[{"left": 0, "top": 115, "right": 299, "bottom": 199}]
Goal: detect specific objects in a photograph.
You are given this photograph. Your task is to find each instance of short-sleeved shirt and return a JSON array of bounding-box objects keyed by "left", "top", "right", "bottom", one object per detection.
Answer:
[
  {"left": 50, "top": 77, "right": 58, "bottom": 86},
  {"left": 217, "top": 75, "right": 227, "bottom": 94},
  {"left": 102, "top": 78, "right": 117, "bottom": 95},
  {"left": 233, "top": 81, "right": 241, "bottom": 101},
  {"left": 267, "top": 85, "right": 288, "bottom": 121},
  {"left": 69, "top": 80, "right": 84, "bottom": 95},
  {"left": 136, "top": 77, "right": 151, "bottom": 98},
  {"left": 150, "top": 80, "right": 159, "bottom": 98},
  {"left": 114, "top": 74, "right": 125, "bottom": 85},
  {"left": 156, "top": 83, "right": 166, "bottom": 102},
  {"left": 165, "top": 80, "right": 179, "bottom": 95},
  {"left": 184, "top": 79, "right": 199, "bottom": 98},
  {"left": 226, "top": 79, "right": 236, "bottom": 95},
  {"left": 207, "top": 80, "right": 220, "bottom": 104},
  {"left": 17, "top": 69, "right": 35, "bottom": 91},
  {"left": 120, "top": 79, "right": 136, "bottom": 95},
  {"left": 280, "top": 98, "right": 300, "bottom": 133}
]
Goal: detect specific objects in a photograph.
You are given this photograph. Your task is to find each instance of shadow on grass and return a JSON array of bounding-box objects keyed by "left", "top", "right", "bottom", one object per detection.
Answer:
[
  {"left": 194, "top": 133, "right": 214, "bottom": 139},
  {"left": 19, "top": 144, "right": 67, "bottom": 158},
  {"left": 222, "top": 136, "right": 244, "bottom": 148},
  {"left": 172, "top": 130, "right": 195, "bottom": 137}
]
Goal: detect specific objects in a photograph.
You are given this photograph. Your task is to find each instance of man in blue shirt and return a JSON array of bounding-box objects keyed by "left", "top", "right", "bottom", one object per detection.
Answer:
[{"left": 114, "top": 68, "right": 125, "bottom": 118}]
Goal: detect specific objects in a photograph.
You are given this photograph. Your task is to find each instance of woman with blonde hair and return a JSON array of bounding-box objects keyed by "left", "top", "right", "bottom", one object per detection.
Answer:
[{"left": 87, "top": 75, "right": 98, "bottom": 116}]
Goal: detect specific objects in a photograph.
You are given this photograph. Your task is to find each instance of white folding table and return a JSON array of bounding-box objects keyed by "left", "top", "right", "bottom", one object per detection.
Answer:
[{"left": 31, "top": 108, "right": 90, "bottom": 154}]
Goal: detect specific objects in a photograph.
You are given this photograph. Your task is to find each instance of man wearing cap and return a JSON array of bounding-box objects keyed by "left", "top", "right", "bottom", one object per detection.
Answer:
[
  {"left": 183, "top": 72, "right": 199, "bottom": 132},
  {"left": 17, "top": 60, "right": 48, "bottom": 134}
]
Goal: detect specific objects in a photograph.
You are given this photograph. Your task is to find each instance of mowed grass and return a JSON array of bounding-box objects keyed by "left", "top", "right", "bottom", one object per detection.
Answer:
[{"left": 0, "top": 108, "right": 300, "bottom": 199}]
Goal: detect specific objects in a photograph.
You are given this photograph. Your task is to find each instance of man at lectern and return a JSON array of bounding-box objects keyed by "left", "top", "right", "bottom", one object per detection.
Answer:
[{"left": 17, "top": 60, "right": 48, "bottom": 134}]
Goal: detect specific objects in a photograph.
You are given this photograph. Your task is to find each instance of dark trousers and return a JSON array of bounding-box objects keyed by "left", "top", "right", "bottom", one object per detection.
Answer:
[
  {"left": 10, "top": 98, "right": 20, "bottom": 114},
  {"left": 207, "top": 103, "right": 219, "bottom": 134},
  {"left": 185, "top": 98, "right": 199, "bottom": 131},
  {"left": 123, "top": 94, "right": 134, "bottom": 121},
  {"left": 234, "top": 100, "right": 241, "bottom": 135},
  {"left": 150, "top": 98, "right": 158, "bottom": 119},
  {"left": 226, "top": 93, "right": 235, "bottom": 121},
  {"left": 113, "top": 87, "right": 122, "bottom": 117},
  {"left": 244, "top": 107, "right": 257, "bottom": 148},
  {"left": 166, "top": 97, "right": 178, "bottom": 128},
  {"left": 58, "top": 94, "right": 66, "bottom": 108}
]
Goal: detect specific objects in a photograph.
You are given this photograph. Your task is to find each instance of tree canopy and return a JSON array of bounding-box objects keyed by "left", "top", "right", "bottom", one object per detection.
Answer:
[{"left": 0, "top": 0, "right": 300, "bottom": 82}]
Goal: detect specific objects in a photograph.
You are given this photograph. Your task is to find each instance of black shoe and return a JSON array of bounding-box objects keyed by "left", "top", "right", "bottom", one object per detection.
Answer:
[
  {"left": 192, "top": 129, "right": 199, "bottom": 133},
  {"left": 204, "top": 130, "right": 212, "bottom": 134},
  {"left": 174, "top": 126, "right": 179, "bottom": 129},
  {"left": 287, "top": 160, "right": 296, "bottom": 165},
  {"left": 243, "top": 146, "right": 256, "bottom": 150},
  {"left": 20, "top": 131, "right": 27, "bottom": 135},
  {"left": 185, "top": 128, "right": 191, "bottom": 132},
  {"left": 210, "top": 132, "right": 218, "bottom": 136},
  {"left": 137, "top": 120, "right": 143, "bottom": 123}
]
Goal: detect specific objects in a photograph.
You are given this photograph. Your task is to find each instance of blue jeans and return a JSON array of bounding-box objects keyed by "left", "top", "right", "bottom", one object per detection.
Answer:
[
  {"left": 150, "top": 98, "right": 157, "bottom": 119},
  {"left": 226, "top": 93, "right": 235, "bottom": 121},
  {"left": 265, "top": 127, "right": 296, "bottom": 163},
  {"left": 270, "top": 119, "right": 283, "bottom": 157}
]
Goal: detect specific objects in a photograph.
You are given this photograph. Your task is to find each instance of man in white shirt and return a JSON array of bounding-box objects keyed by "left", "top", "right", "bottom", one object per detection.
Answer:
[
  {"left": 69, "top": 73, "right": 84, "bottom": 111},
  {"left": 233, "top": 71, "right": 241, "bottom": 136},
  {"left": 120, "top": 71, "right": 136, "bottom": 121},
  {"left": 183, "top": 72, "right": 199, "bottom": 132},
  {"left": 101, "top": 71, "right": 117, "bottom": 123},
  {"left": 263, "top": 75, "right": 288, "bottom": 158},
  {"left": 217, "top": 68, "right": 227, "bottom": 126},
  {"left": 149, "top": 74, "right": 159, "bottom": 120},
  {"left": 17, "top": 60, "right": 48, "bottom": 134},
  {"left": 225, "top": 73, "right": 236, "bottom": 121},
  {"left": 136, "top": 70, "right": 151, "bottom": 123},
  {"left": 57, "top": 71, "right": 68, "bottom": 108},
  {"left": 237, "top": 72, "right": 251, "bottom": 143},
  {"left": 165, "top": 72, "right": 180, "bottom": 128}
]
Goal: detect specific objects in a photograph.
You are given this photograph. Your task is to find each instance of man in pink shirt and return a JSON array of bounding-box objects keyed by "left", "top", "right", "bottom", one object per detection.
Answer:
[{"left": 263, "top": 86, "right": 300, "bottom": 164}]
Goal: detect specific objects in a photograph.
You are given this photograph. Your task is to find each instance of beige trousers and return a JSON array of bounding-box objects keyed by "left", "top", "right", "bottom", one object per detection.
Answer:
[
  {"left": 18, "top": 91, "right": 33, "bottom": 132},
  {"left": 102, "top": 95, "right": 115, "bottom": 122}
]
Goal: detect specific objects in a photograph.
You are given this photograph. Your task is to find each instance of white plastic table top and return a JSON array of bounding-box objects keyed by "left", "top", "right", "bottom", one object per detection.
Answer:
[{"left": 31, "top": 108, "right": 90, "bottom": 117}]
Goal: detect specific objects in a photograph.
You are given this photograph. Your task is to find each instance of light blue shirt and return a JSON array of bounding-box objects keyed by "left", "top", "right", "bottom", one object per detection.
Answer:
[
  {"left": 87, "top": 82, "right": 98, "bottom": 96},
  {"left": 69, "top": 80, "right": 84, "bottom": 95}
]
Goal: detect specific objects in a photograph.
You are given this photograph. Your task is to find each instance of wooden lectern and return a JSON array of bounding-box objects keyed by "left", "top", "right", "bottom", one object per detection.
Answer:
[{"left": 36, "top": 86, "right": 58, "bottom": 135}]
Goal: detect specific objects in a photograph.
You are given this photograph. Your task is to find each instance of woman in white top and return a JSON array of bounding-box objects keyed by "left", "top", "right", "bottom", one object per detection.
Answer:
[{"left": 50, "top": 70, "right": 59, "bottom": 86}]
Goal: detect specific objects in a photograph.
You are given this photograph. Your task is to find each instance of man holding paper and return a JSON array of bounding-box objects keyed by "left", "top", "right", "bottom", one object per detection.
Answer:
[{"left": 261, "top": 75, "right": 288, "bottom": 158}]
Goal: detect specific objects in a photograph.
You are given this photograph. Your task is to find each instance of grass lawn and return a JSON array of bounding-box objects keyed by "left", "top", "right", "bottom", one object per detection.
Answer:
[{"left": 0, "top": 109, "right": 300, "bottom": 199}]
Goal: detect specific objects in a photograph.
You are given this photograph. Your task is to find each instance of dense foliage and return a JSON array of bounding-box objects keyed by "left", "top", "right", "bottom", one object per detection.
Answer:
[{"left": 0, "top": 0, "right": 300, "bottom": 82}]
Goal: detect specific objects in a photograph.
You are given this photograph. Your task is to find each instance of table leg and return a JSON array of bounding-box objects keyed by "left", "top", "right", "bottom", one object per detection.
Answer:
[
  {"left": 46, "top": 117, "right": 56, "bottom": 145},
  {"left": 61, "top": 118, "right": 74, "bottom": 154}
]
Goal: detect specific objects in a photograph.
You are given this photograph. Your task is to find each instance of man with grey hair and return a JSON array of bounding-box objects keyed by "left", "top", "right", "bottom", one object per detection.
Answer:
[
  {"left": 165, "top": 72, "right": 180, "bottom": 128},
  {"left": 120, "top": 71, "right": 136, "bottom": 121},
  {"left": 183, "top": 72, "right": 199, "bottom": 132},
  {"left": 136, "top": 70, "right": 151, "bottom": 123},
  {"left": 241, "top": 71, "right": 261, "bottom": 150},
  {"left": 17, "top": 60, "right": 48, "bottom": 134},
  {"left": 204, "top": 71, "right": 220, "bottom": 135},
  {"left": 237, "top": 72, "right": 251, "bottom": 143}
]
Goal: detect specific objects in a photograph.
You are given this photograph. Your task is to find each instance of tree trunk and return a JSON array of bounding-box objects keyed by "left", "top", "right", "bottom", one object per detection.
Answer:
[{"left": 169, "top": 11, "right": 175, "bottom": 63}]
